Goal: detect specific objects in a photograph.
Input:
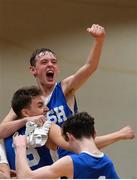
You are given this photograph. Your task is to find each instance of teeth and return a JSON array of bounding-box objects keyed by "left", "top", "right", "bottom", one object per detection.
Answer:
[
  {"left": 47, "top": 70, "right": 53, "bottom": 73},
  {"left": 46, "top": 70, "right": 54, "bottom": 78}
]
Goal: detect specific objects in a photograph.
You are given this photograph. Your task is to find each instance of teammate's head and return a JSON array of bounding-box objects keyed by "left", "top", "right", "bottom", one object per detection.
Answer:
[
  {"left": 12, "top": 86, "right": 48, "bottom": 118},
  {"left": 62, "top": 112, "right": 95, "bottom": 141}
]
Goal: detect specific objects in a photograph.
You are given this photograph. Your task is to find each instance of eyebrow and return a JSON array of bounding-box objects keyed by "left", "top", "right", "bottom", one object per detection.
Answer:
[{"left": 37, "top": 101, "right": 44, "bottom": 105}]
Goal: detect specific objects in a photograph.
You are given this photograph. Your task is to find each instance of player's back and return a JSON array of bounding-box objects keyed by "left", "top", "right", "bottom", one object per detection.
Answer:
[{"left": 70, "top": 151, "right": 120, "bottom": 179}]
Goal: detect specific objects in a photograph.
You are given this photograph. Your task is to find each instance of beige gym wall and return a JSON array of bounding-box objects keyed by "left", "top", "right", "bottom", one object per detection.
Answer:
[{"left": 0, "top": 0, "right": 136, "bottom": 178}]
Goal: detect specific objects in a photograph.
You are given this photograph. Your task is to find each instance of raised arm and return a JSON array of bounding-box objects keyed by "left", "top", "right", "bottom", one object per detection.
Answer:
[
  {"left": 95, "top": 126, "right": 135, "bottom": 149},
  {"left": 14, "top": 135, "right": 31, "bottom": 179},
  {"left": 62, "top": 24, "right": 106, "bottom": 94},
  {"left": 14, "top": 135, "right": 72, "bottom": 179}
]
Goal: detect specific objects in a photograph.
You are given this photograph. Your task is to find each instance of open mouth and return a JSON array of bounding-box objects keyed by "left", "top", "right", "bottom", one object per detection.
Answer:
[{"left": 46, "top": 70, "right": 54, "bottom": 80}]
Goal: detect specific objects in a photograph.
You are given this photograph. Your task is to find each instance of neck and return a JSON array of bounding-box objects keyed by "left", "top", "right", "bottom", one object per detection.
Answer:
[
  {"left": 37, "top": 79, "right": 55, "bottom": 97},
  {"left": 73, "top": 137, "right": 102, "bottom": 155}
]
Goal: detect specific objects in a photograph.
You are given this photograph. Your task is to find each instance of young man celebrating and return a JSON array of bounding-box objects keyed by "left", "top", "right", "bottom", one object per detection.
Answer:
[
  {"left": 0, "top": 24, "right": 106, "bottom": 133},
  {"left": 4, "top": 86, "right": 72, "bottom": 170},
  {"left": 14, "top": 112, "right": 120, "bottom": 179}
]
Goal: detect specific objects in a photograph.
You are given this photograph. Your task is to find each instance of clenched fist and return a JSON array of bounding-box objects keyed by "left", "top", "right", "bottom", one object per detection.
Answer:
[{"left": 87, "top": 24, "right": 106, "bottom": 41}]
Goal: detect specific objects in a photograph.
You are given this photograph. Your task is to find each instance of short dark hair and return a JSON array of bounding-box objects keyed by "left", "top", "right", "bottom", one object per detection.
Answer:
[
  {"left": 62, "top": 112, "right": 95, "bottom": 141},
  {"left": 30, "top": 48, "right": 56, "bottom": 66},
  {"left": 11, "top": 86, "right": 42, "bottom": 118}
]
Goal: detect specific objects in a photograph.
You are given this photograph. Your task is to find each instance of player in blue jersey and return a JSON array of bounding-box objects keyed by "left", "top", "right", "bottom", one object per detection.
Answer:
[
  {"left": 4, "top": 86, "right": 76, "bottom": 171},
  {"left": 0, "top": 24, "right": 109, "bottom": 131},
  {"left": 29, "top": 24, "right": 105, "bottom": 127},
  {"left": 0, "top": 24, "right": 134, "bottom": 160},
  {"left": 14, "top": 112, "right": 120, "bottom": 179},
  {"left": 4, "top": 86, "right": 54, "bottom": 171}
]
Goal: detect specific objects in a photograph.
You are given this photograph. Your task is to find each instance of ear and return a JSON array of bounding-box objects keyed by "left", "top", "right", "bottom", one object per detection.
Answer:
[
  {"left": 93, "top": 130, "right": 96, "bottom": 139},
  {"left": 29, "top": 66, "right": 37, "bottom": 77},
  {"left": 21, "top": 108, "right": 30, "bottom": 117},
  {"left": 66, "top": 132, "right": 75, "bottom": 141}
]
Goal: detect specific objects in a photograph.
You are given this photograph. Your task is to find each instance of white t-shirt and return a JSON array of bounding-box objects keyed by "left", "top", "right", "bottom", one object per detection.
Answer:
[{"left": 0, "top": 140, "right": 8, "bottom": 164}]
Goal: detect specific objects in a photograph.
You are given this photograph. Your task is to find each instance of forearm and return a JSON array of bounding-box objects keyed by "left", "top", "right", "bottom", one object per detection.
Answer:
[
  {"left": 62, "top": 25, "right": 105, "bottom": 93},
  {"left": 86, "top": 39, "right": 104, "bottom": 72},
  {"left": 0, "top": 108, "right": 25, "bottom": 138},
  {"left": 0, "top": 119, "right": 27, "bottom": 138},
  {"left": 95, "top": 126, "right": 135, "bottom": 149},
  {"left": 95, "top": 131, "right": 122, "bottom": 149},
  {"left": 16, "top": 147, "right": 32, "bottom": 179}
]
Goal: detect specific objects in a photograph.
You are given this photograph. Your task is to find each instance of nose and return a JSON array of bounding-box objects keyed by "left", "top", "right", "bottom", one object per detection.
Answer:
[
  {"left": 44, "top": 106, "right": 49, "bottom": 114},
  {"left": 47, "top": 60, "right": 53, "bottom": 66}
]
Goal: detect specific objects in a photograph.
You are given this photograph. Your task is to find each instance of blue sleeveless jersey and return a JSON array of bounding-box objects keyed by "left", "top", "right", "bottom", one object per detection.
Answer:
[
  {"left": 70, "top": 152, "right": 120, "bottom": 179},
  {"left": 47, "top": 82, "right": 78, "bottom": 126},
  {"left": 4, "top": 127, "right": 53, "bottom": 170},
  {"left": 47, "top": 82, "right": 78, "bottom": 158}
]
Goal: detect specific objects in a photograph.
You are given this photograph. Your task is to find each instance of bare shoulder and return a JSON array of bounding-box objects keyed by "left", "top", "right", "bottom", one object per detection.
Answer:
[
  {"left": 61, "top": 77, "right": 76, "bottom": 110},
  {"left": 52, "top": 155, "right": 73, "bottom": 169},
  {"left": 51, "top": 155, "right": 73, "bottom": 178},
  {"left": 61, "top": 75, "right": 74, "bottom": 95}
]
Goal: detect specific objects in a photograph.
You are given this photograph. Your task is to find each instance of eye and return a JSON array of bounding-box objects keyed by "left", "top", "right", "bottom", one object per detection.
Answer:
[
  {"left": 38, "top": 102, "right": 44, "bottom": 108},
  {"left": 41, "top": 60, "right": 48, "bottom": 64},
  {"left": 51, "top": 59, "right": 57, "bottom": 64},
  {"left": 39, "top": 104, "right": 43, "bottom": 108}
]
